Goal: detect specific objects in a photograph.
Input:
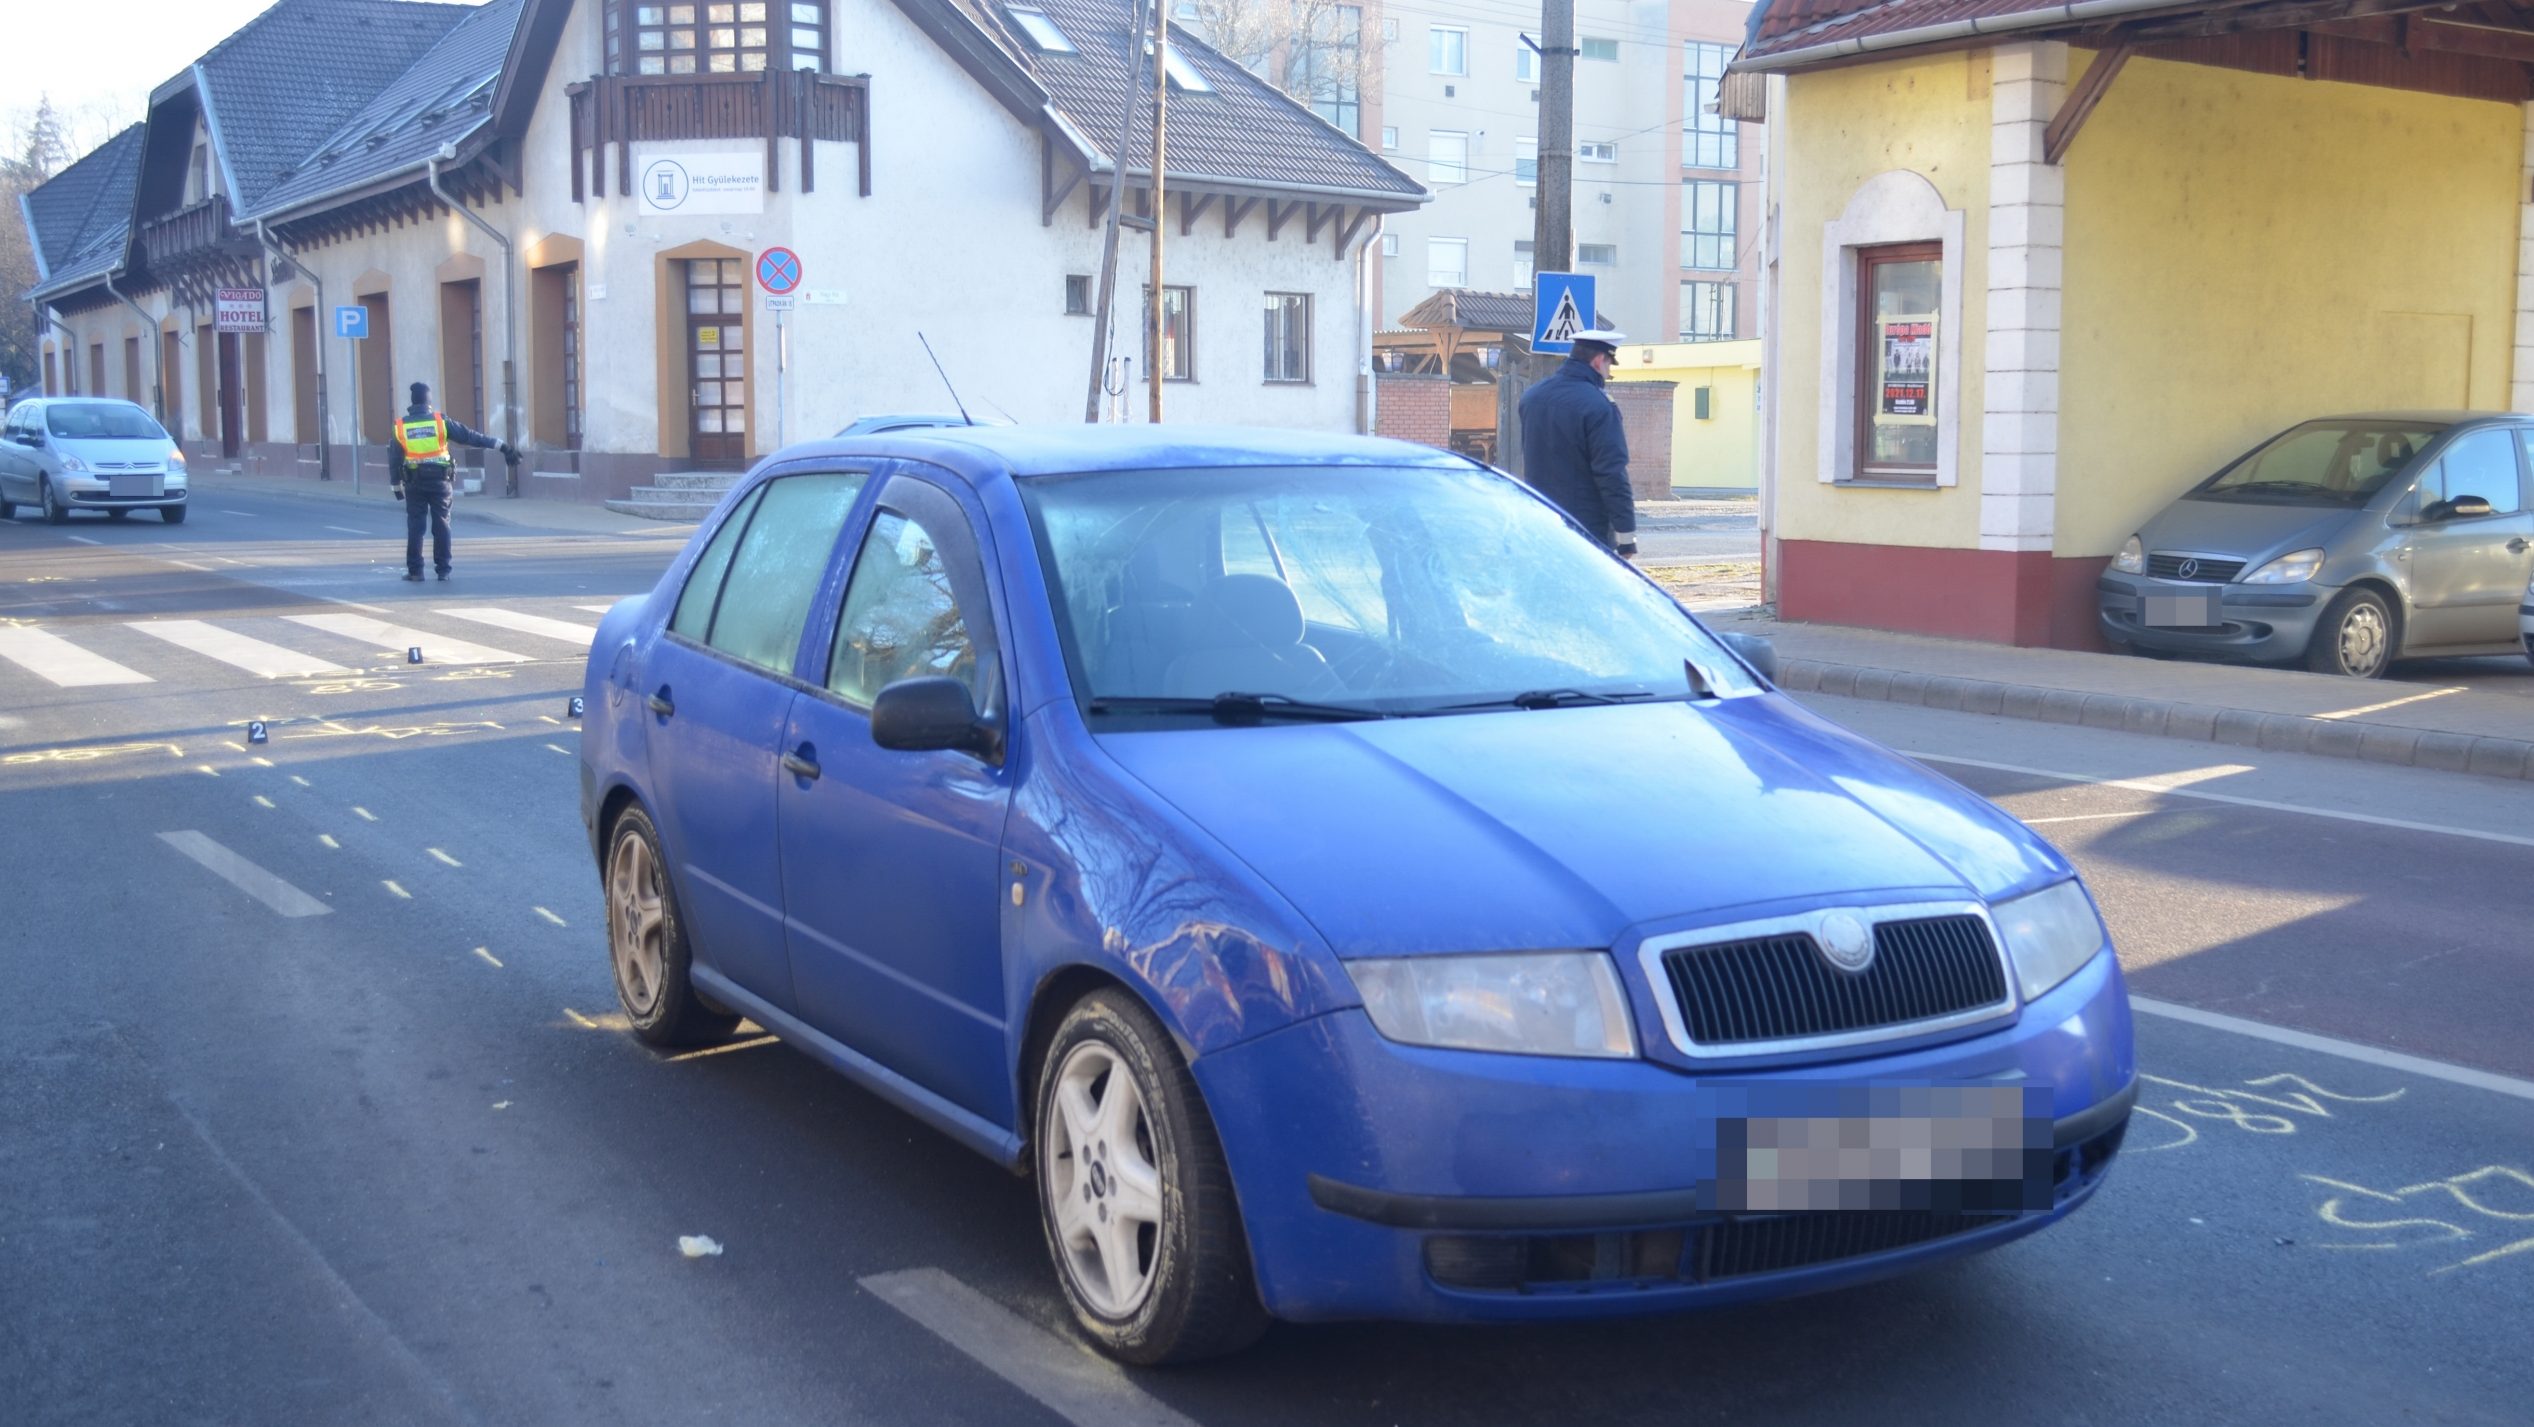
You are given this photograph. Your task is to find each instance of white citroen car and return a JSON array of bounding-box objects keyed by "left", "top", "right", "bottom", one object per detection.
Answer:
[{"left": 0, "top": 398, "right": 190, "bottom": 524}]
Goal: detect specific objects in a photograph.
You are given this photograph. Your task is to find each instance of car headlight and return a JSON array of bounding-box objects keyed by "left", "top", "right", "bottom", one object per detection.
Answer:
[
  {"left": 2240, "top": 548, "right": 2323, "bottom": 584},
  {"left": 2113, "top": 536, "right": 2144, "bottom": 574},
  {"left": 167, "top": 447, "right": 187, "bottom": 466},
  {"left": 1992, "top": 880, "right": 2108, "bottom": 1003},
  {"left": 59, "top": 455, "right": 88, "bottom": 473},
  {"left": 1347, "top": 952, "right": 1637, "bottom": 1058}
]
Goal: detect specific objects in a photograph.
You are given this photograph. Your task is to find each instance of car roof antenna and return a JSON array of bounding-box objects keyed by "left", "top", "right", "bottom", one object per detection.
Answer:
[{"left": 916, "top": 332, "right": 978, "bottom": 426}]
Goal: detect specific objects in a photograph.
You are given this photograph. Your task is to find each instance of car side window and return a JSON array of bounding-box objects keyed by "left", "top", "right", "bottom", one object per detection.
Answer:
[
  {"left": 825, "top": 481, "right": 999, "bottom": 710},
  {"left": 669, "top": 484, "right": 767, "bottom": 642},
  {"left": 2436, "top": 430, "right": 2521, "bottom": 518},
  {"left": 697, "top": 472, "right": 869, "bottom": 675}
]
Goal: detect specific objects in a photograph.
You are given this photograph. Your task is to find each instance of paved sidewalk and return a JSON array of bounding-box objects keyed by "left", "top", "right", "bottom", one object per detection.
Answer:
[
  {"left": 192, "top": 469, "right": 695, "bottom": 537},
  {"left": 1704, "top": 609, "right": 2534, "bottom": 783}
]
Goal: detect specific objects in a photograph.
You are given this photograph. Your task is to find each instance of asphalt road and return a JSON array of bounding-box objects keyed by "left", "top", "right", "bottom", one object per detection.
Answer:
[{"left": 4, "top": 486, "right": 2529, "bottom": 1425}]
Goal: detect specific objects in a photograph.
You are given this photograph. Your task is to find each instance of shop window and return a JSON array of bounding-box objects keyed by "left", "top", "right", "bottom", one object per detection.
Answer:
[{"left": 1853, "top": 243, "right": 1941, "bottom": 482}]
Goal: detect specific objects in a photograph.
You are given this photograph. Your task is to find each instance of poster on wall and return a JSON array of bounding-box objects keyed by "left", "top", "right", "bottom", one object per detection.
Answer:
[
  {"left": 1878, "top": 314, "right": 1936, "bottom": 419},
  {"left": 634, "top": 149, "right": 765, "bottom": 216}
]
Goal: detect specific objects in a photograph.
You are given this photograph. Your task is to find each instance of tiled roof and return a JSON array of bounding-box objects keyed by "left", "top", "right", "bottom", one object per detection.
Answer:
[
  {"left": 23, "top": 127, "right": 147, "bottom": 298},
  {"left": 1398, "top": 288, "right": 1610, "bottom": 334},
  {"left": 197, "top": 0, "right": 475, "bottom": 213},
  {"left": 251, "top": 0, "right": 526, "bottom": 219},
  {"left": 938, "top": 0, "right": 1424, "bottom": 200}
]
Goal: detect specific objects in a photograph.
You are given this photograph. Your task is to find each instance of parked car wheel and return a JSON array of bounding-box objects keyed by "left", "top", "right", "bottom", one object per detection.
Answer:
[
  {"left": 603, "top": 804, "right": 739, "bottom": 1048},
  {"left": 160, "top": 505, "right": 187, "bottom": 525},
  {"left": 41, "top": 478, "right": 69, "bottom": 525},
  {"left": 2307, "top": 587, "right": 2395, "bottom": 679},
  {"left": 1035, "top": 989, "right": 1267, "bottom": 1365}
]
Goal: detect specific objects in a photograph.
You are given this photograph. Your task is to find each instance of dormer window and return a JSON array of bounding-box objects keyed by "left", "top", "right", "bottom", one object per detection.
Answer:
[
  {"left": 1005, "top": 6, "right": 1073, "bottom": 53},
  {"left": 610, "top": 1, "right": 828, "bottom": 75},
  {"left": 1147, "top": 37, "right": 1211, "bottom": 92}
]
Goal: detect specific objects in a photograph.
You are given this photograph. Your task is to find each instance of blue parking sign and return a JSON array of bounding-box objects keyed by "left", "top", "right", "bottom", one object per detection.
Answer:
[
  {"left": 335, "top": 305, "right": 369, "bottom": 339},
  {"left": 1532, "top": 273, "right": 1595, "bottom": 354}
]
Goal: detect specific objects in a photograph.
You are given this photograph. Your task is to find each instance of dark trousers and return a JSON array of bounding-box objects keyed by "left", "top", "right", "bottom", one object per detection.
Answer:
[{"left": 403, "top": 476, "right": 453, "bottom": 575}]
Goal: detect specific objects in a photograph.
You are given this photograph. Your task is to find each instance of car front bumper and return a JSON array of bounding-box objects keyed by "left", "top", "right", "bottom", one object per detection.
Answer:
[
  {"left": 2097, "top": 572, "right": 2325, "bottom": 661},
  {"left": 1192, "top": 948, "right": 2136, "bottom": 1323},
  {"left": 58, "top": 474, "right": 188, "bottom": 509}
]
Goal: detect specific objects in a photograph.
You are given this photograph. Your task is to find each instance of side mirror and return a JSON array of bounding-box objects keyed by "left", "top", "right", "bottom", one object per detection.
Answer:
[
  {"left": 21, "top": 430, "right": 43, "bottom": 447},
  {"left": 1722, "top": 631, "right": 1779, "bottom": 682},
  {"left": 870, "top": 676, "right": 1000, "bottom": 760},
  {"left": 2446, "top": 494, "right": 2495, "bottom": 521}
]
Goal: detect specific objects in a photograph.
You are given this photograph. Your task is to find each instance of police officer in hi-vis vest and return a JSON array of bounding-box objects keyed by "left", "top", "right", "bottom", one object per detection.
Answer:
[{"left": 388, "top": 381, "right": 516, "bottom": 581}]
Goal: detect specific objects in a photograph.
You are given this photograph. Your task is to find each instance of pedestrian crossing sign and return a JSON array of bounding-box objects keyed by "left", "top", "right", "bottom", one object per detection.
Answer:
[{"left": 1532, "top": 272, "right": 1596, "bottom": 354}]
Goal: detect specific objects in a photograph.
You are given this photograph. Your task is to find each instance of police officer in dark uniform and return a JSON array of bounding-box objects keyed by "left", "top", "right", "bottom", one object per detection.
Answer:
[
  {"left": 1516, "top": 327, "right": 1638, "bottom": 558},
  {"left": 388, "top": 381, "right": 515, "bottom": 581}
]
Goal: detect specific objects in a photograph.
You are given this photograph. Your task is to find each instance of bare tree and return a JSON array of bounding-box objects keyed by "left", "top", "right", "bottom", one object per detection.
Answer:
[{"left": 1176, "top": 0, "right": 1384, "bottom": 138}]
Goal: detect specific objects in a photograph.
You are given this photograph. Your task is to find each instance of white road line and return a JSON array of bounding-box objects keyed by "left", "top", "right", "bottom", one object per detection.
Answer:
[
  {"left": 170, "top": 559, "right": 214, "bottom": 572},
  {"left": 574, "top": 604, "right": 618, "bottom": 613},
  {"left": 218, "top": 509, "right": 255, "bottom": 516},
  {"left": 860, "top": 1269, "right": 1202, "bottom": 1427},
  {"left": 281, "top": 612, "right": 528, "bottom": 665},
  {"left": 324, "top": 525, "right": 372, "bottom": 536},
  {"left": 434, "top": 607, "right": 598, "bottom": 645},
  {"left": 2132, "top": 997, "right": 2534, "bottom": 1104},
  {"left": 1906, "top": 750, "right": 2534, "bottom": 851},
  {"left": 157, "top": 831, "right": 330, "bottom": 918},
  {"left": 2022, "top": 811, "right": 2156, "bottom": 826},
  {"left": 65, "top": 534, "right": 100, "bottom": 545},
  {"left": 0, "top": 627, "right": 154, "bottom": 687},
  {"left": 129, "top": 620, "right": 351, "bottom": 679}
]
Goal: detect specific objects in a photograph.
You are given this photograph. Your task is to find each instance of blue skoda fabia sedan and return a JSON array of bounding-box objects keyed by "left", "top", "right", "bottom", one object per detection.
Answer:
[{"left": 579, "top": 426, "right": 2136, "bottom": 1363}]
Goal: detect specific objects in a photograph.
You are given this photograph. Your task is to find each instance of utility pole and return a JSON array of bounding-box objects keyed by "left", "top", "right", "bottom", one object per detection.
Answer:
[
  {"left": 1085, "top": 0, "right": 1154, "bottom": 422},
  {"left": 1147, "top": 16, "right": 1170, "bottom": 423},
  {"left": 1532, "top": 0, "right": 1575, "bottom": 280}
]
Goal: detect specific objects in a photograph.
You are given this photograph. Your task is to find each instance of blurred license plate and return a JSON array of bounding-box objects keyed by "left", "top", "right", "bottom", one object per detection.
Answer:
[
  {"left": 2142, "top": 590, "right": 2217, "bottom": 627},
  {"left": 1705, "top": 1083, "right": 2052, "bottom": 1213},
  {"left": 110, "top": 476, "right": 159, "bottom": 499}
]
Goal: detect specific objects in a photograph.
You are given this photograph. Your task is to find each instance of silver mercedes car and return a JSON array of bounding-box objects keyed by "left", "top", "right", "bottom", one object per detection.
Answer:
[
  {"left": 0, "top": 398, "right": 191, "bottom": 524},
  {"left": 2097, "top": 413, "right": 2534, "bottom": 677}
]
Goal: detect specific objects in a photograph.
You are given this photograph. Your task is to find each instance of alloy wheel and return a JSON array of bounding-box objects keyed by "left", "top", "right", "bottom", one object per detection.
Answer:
[
  {"left": 1042, "top": 1040, "right": 1166, "bottom": 1318},
  {"left": 606, "top": 829, "right": 668, "bottom": 1018},
  {"left": 2337, "top": 603, "right": 2388, "bottom": 677}
]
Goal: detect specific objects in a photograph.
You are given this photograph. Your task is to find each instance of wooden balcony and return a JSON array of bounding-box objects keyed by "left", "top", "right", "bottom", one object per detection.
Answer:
[
  {"left": 137, "top": 195, "right": 254, "bottom": 272},
  {"left": 567, "top": 69, "right": 870, "bottom": 202}
]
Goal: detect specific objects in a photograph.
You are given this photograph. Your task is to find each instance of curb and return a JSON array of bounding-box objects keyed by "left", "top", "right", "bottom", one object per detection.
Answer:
[{"left": 1777, "top": 657, "right": 2534, "bottom": 784}]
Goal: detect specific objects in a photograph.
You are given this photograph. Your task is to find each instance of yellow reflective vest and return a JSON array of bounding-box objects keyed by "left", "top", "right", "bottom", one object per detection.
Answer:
[{"left": 394, "top": 413, "right": 451, "bottom": 463}]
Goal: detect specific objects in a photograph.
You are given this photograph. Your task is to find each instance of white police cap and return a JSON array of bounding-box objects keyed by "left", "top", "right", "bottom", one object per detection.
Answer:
[{"left": 1571, "top": 327, "right": 1628, "bottom": 346}]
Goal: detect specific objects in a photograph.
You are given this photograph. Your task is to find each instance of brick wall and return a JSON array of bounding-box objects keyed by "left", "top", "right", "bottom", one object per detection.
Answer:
[
  {"left": 1374, "top": 372, "right": 1452, "bottom": 450},
  {"left": 1608, "top": 380, "right": 1677, "bottom": 500}
]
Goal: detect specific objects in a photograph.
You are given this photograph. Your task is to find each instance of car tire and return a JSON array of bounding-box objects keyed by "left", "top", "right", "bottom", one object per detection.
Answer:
[
  {"left": 41, "top": 478, "right": 68, "bottom": 525},
  {"left": 0, "top": 497, "right": 14, "bottom": 519},
  {"left": 602, "top": 804, "right": 739, "bottom": 1049},
  {"left": 160, "top": 505, "right": 187, "bottom": 525},
  {"left": 1035, "top": 989, "right": 1268, "bottom": 1365},
  {"left": 2306, "top": 588, "right": 2396, "bottom": 679}
]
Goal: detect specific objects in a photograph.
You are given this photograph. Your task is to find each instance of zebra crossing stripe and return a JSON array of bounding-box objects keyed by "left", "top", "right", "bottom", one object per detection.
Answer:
[
  {"left": 129, "top": 620, "right": 352, "bottom": 679},
  {"left": 282, "top": 613, "right": 530, "bottom": 665},
  {"left": 0, "top": 626, "right": 153, "bottom": 687},
  {"left": 435, "top": 607, "right": 599, "bottom": 645},
  {"left": 575, "top": 604, "right": 617, "bottom": 614}
]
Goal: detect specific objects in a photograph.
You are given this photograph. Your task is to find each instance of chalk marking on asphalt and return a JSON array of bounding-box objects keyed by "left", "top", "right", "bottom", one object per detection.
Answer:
[
  {"left": 0, "top": 626, "right": 154, "bottom": 687},
  {"left": 250, "top": 756, "right": 272, "bottom": 767},
  {"left": 533, "top": 906, "right": 567, "bottom": 927},
  {"left": 163, "top": 1095, "right": 483, "bottom": 1423},
  {"left": 427, "top": 847, "right": 463, "bottom": 868},
  {"left": 433, "top": 606, "right": 599, "bottom": 645},
  {"left": 353, "top": 806, "right": 377, "bottom": 822},
  {"left": 860, "top": 1268, "right": 1202, "bottom": 1427},
  {"left": 318, "top": 834, "right": 340, "bottom": 849},
  {"left": 538, "top": 714, "right": 561, "bottom": 725},
  {"left": 1904, "top": 751, "right": 2534, "bottom": 851},
  {"left": 195, "top": 764, "right": 219, "bottom": 777},
  {"left": 665, "top": 1035, "right": 781, "bottom": 1063},
  {"left": 2316, "top": 687, "right": 2465, "bottom": 720},
  {"left": 64, "top": 534, "right": 100, "bottom": 545},
  {"left": 131, "top": 619, "right": 351, "bottom": 679},
  {"left": 2131, "top": 997, "right": 2534, "bottom": 1104},
  {"left": 157, "top": 831, "right": 330, "bottom": 918},
  {"left": 282, "top": 613, "right": 529, "bottom": 666},
  {"left": 170, "top": 559, "right": 213, "bottom": 571},
  {"left": 290, "top": 775, "right": 311, "bottom": 787},
  {"left": 251, "top": 795, "right": 275, "bottom": 809},
  {"left": 383, "top": 880, "right": 411, "bottom": 900},
  {"left": 563, "top": 1007, "right": 600, "bottom": 1029},
  {"left": 472, "top": 946, "right": 503, "bottom": 969},
  {"left": 2023, "top": 811, "right": 2156, "bottom": 826},
  {"left": 324, "top": 526, "right": 371, "bottom": 536},
  {"left": 545, "top": 743, "right": 572, "bottom": 755}
]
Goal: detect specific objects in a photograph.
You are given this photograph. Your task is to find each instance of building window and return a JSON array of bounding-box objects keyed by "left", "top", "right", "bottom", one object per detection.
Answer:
[
  {"left": 1515, "top": 41, "right": 1537, "bottom": 82},
  {"left": 1264, "top": 293, "right": 1311, "bottom": 383},
  {"left": 561, "top": 268, "right": 584, "bottom": 449},
  {"left": 1427, "top": 237, "right": 1467, "bottom": 288},
  {"left": 1064, "top": 274, "right": 1091, "bottom": 315},
  {"left": 1429, "top": 25, "right": 1467, "bottom": 75},
  {"left": 1427, "top": 129, "right": 1468, "bottom": 186},
  {"left": 1681, "top": 280, "right": 1735, "bottom": 341},
  {"left": 1579, "top": 243, "right": 1617, "bottom": 265},
  {"left": 1143, "top": 285, "right": 1194, "bottom": 381},
  {"left": 1512, "top": 239, "right": 1533, "bottom": 290},
  {"left": 1580, "top": 35, "right": 1619, "bottom": 62},
  {"left": 1578, "top": 140, "right": 1615, "bottom": 164},
  {"left": 1515, "top": 136, "right": 1537, "bottom": 186},
  {"left": 621, "top": 1, "right": 825, "bottom": 76},
  {"left": 1005, "top": 5, "right": 1073, "bottom": 52},
  {"left": 1684, "top": 41, "right": 1737, "bottom": 170},
  {"left": 1380, "top": 125, "right": 1398, "bottom": 150},
  {"left": 1854, "top": 243, "right": 1941, "bottom": 481},
  {"left": 1683, "top": 179, "right": 1735, "bottom": 269},
  {"left": 1290, "top": 4, "right": 1361, "bottom": 137},
  {"left": 1381, "top": 232, "right": 1399, "bottom": 257}
]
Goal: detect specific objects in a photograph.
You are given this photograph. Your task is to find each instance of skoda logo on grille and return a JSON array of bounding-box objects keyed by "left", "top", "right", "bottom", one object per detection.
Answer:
[
  {"left": 2177, "top": 558, "right": 2201, "bottom": 579},
  {"left": 1816, "top": 911, "right": 1875, "bottom": 973}
]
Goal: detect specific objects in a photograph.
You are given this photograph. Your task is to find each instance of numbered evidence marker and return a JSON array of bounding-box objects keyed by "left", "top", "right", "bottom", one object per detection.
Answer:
[
  {"left": 408, "top": 647, "right": 424, "bottom": 665},
  {"left": 247, "top": 721, "right": 269, "bottom": 745},
  {"left": 567, "top": 696, "right": 585, "bottom": 719}
]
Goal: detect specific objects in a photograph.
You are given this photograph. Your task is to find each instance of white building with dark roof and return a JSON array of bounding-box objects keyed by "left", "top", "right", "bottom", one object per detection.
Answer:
[{"left": 19, "top": 0, "right": 1427, "bottom": 509}]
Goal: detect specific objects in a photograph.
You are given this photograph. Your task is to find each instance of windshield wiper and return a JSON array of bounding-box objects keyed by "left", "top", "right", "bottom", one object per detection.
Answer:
[
  {"left": 1430, "top": 688, "right": 1664, "bottom": 712},
  {"left": 1086, "top": 692, "right": 1393, "bottom": 724}
]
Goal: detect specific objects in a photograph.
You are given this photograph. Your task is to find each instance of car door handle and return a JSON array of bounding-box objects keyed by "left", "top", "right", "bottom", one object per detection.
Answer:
[
  {"left": 645, "top": 686, "right": 675, "bottom": 718},
  {"left": 2510, "top": 537, "right": 2529, "bottom": 553},
  {"left": 781, "top": 745, "right": 821, "bottom": 781}
]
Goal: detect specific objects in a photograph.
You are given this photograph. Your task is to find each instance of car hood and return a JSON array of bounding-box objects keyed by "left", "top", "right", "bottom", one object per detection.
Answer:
[
  {"left": 1096, "top": 697, "right": 2065, "bottom": 958},
  {"left": 52, "top": 437, "right": 176, "bottom": 468},
  {"left": 2140, "top": 497, "right": 2360, "bottom": 563}
]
